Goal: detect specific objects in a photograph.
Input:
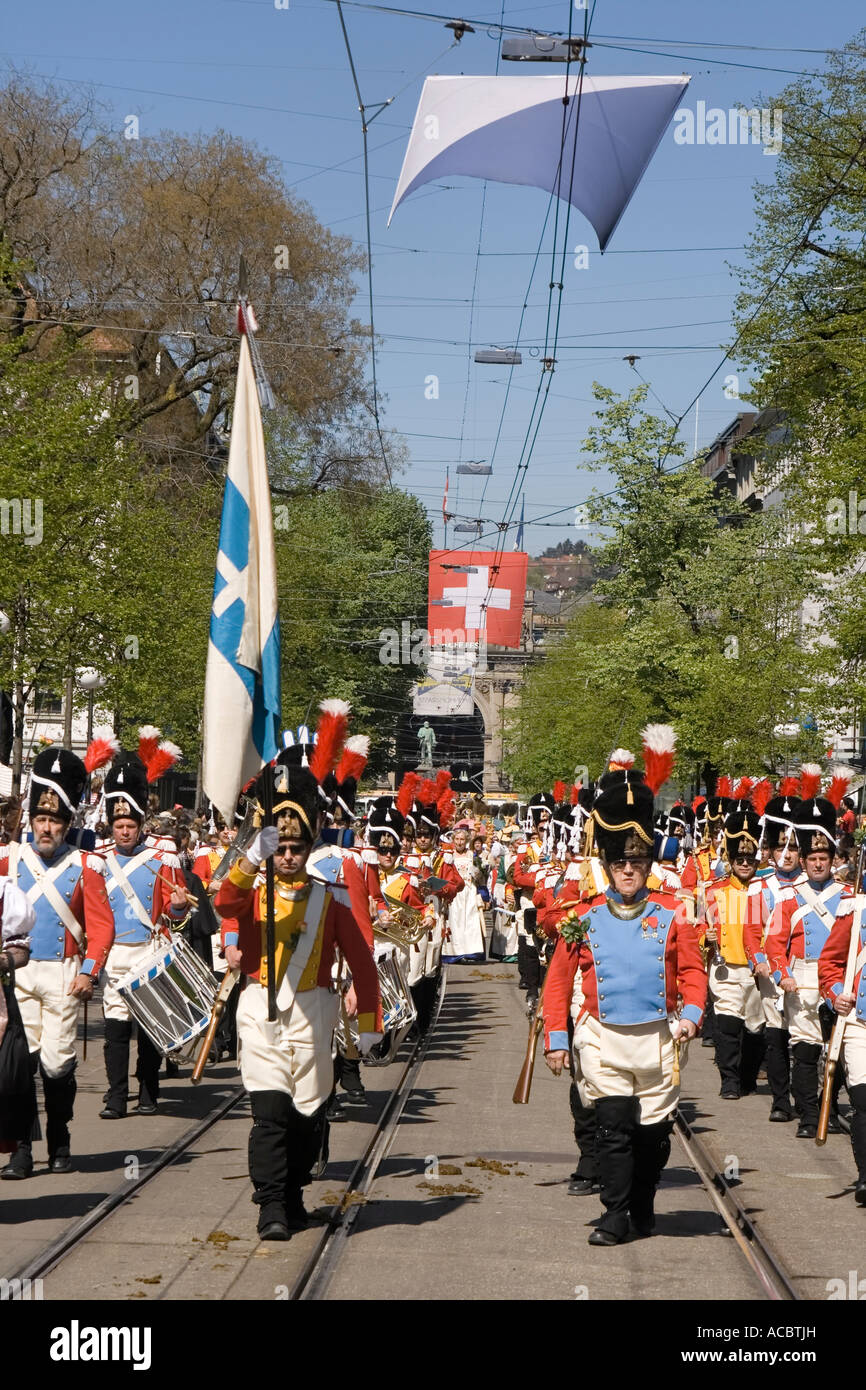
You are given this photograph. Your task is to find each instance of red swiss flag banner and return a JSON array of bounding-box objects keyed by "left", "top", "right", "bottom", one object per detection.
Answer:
[{"left": 428, "top": 550, "right": 528, "bottom": 650}]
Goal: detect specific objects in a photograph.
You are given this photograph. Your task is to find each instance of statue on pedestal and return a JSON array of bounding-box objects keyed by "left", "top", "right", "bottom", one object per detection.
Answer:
[{"left": 417, "top": 720, "right": 436, "bottom": 769}]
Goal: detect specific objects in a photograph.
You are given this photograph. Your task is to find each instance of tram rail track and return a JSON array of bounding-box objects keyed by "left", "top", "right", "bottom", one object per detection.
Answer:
[
  {"left": 673, "top": 1109, "right": 799, "bottom": 1301},
  {"left": 1, "top": 973, "right": 449, "bottom": 1302}
]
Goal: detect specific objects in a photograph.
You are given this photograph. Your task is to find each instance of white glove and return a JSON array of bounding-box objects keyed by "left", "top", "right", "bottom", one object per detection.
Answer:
[
  {"left": 246, "top": 826, "right": 280, "bottom": 867},
  {"left": 356, "top": 1032, "right": 384, "bottom": 1057}
]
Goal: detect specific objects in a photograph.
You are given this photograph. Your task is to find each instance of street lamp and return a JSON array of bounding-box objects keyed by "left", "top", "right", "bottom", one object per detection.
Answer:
[{"left": 76, "top": 668, "right": 106, "bottom": 747}]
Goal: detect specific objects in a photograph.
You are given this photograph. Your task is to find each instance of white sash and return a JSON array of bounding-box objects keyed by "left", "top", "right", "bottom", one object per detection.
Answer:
[
  {"left": 793, "top": 882, "right": 838, "bottom": 935},
  {"left": 11, "top": 842, "right": 86, "bottom": 953},
  {"left": 105, "top": 848, "right": 162, "bottom": 937},
  {"left": 275, "top": 879, "right": 328, "bottom": 1011}
]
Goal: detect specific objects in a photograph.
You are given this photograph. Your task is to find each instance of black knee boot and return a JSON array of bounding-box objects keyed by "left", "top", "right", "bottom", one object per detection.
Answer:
[
  {"left": 136, "top": 1028, "right": 162, "bottom": 1111},
  {"left": 701, "top": 995, "right": 716, "bottom": 1046},
  {"left": 284, "top": 1099, "right": 328, "bottom": 1227},
  {"left": 590, "top": 1096, "right": 639, "bottom": 1244},
  {"left": 335, "top": 1052, "right": 365, "bottom": 1098},
  {"left": 740, "top": 1026, "right": 766, "bottom": 1094},
  {"left": 568, "top": 1081, "right": 598, "bottom": 1190},
  {"left": 714, "top": 1014, "right": 744, "bottom": 1098},
  {"left": 249, "top": 1090, "right": 292, "bottom": 1234},
  {"left": 102, "top": 1019, "right": 132, "bottom": 1116},
  {"left": 41, "top": 1066, "right": 76, "bottom": 1171},
  {"left": 764, "top": 1027, "right": 792, "bottom": 1118},
  {"left": 791, "top": 1041, "right": 821, "bottom": 1132},
  {"left": 848, "top": 1085, "right": 866, "bottom": 1198},
  {"left": 630, "top": 1119, "right": 673, "bottom": 1236},
  {"left": 516, "top": 934, "right": 531, "bottom": 991}
]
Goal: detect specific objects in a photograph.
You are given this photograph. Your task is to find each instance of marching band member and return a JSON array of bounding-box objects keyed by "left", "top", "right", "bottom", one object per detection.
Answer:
[
  {"left": 818, "top": 876, "right": 866, "bottom": 1203},
  {"left": 0, "top": 874, "right": 38, "bottom": 1159},
  {"left": 409, "top": 774, "right": 463, "bottom": 1028},
  {"left": 700, "top": 804, "right": 766, "bottom": 1100},
  {"left": 744, "top": 786, "right": 801, "bottom": 1122},
  {"left": 543, "top": 731, "right": 706, "bottom": 1246},
  {"left": 510, "top": 791, "right": 554, "bottom": 1015},
  {"left": 765, "top": 778, "right": 854, "bottom": 1138},
  {"left": 98, "top": 741, "right": 189, "bottom": 1119},
  {"left": 442, "top": 822, "right": 486, "bottom": 964},
  {"left": 0, "top": 747, "right": 115, "bottom": 1178},
  {"left": 216, "top": 758, "right": 382, "bottom": 1241}
]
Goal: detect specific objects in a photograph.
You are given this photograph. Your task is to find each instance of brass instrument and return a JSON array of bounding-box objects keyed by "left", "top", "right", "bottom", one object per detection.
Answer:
[
  {"left": 210, "top": 796, "right": 259, "bottom": 884},
  {"left": 376, "top": 893, "right": 430, "bottom": 950}
]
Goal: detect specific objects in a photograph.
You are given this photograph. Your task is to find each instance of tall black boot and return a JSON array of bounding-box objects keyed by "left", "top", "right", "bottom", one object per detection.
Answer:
[
  {"left": 590, "top": 1096, "right": 639, "bottom": 1245},
  {"left": 516, "top": 935, "right": 531, "bottom": 992},
  {"left": 136, "top": 1028, "right": 162, "bottom": 1111},
  {"left": 523, "top": 940, "right": 542, "bottom": 1012},
  {"left": 848, "top": 1085, "right": 866, "bottom": 1199},
  {"left": 764, "top": 1027, "right": 792, "bottom": 1118},
  {"left": 284, "top": 1099, "right": 328, "bottom": 1229},
  {"left": 249, "top": 1090, "right": 292, "bottom": 1235},
  {"left": 41, "top": 1066, "right": 76, "bottom": 1171},
  {"left": 713, "top": 1014, "right": 744, "bottom": 1098},
  {"left": 102, "top": 1019, "right": 132, "bottom": 1117},
  {"left": 630, "top": 1119, "right": 673, "bottom": 1236},
  {"left": 335, "top": 1052, "right": 365, "bottom": 1099},
  {"left": 701, "top": 995, "right": 716, "bottom": 1046},
  {"left": 740, "top": 1026, "right": 766, "bottom": 1095},
  {"left": 568, "top": 1080, "right": 598, "bottom": 1190},
  {"left": 791, "top": 1041, "right": 821, "bottom": 1132}
]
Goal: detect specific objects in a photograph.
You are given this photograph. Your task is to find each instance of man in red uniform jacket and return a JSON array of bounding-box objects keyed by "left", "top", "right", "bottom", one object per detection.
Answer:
[
  {"left": 544, "top": 763, "right": 706, "bottom": 1246},
  {"left": 216, "top": 760, "right": 381, "bottom": 1241}
]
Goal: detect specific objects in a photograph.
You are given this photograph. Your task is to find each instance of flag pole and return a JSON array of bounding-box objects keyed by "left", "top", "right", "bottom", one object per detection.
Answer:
[
  {"left": 262, "top": 762, "right": 277, "bottom": 1023},
  {"left": 239, "top": 254, "right": 277, "bottom": 1022}
]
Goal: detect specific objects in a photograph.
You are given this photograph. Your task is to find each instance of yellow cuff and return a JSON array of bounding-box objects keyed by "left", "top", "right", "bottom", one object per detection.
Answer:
[
  {"left": 228, "top": 863, "right": 257, "bottom": 889},
  {"left": 357, "top": 1011, "right": 377, "bottom": 1033}
]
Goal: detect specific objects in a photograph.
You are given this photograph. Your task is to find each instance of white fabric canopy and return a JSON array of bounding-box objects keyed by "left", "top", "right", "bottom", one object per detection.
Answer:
[{"left": 389, "top": 74, "right": 690, "bottom": 249}]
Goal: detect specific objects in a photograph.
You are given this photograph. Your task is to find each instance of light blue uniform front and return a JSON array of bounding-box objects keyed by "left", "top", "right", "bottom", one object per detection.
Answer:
[
  {"left": 105, "top": 849, "right": 161, "bottom": 944},
  {"left": 584, "top": 896, "right": 678, "bottom": 1025},
  {"left": 16, "top": 848, "right": 84, "bottom": 962},
  {"left": 798, "top": 882, "right": 848, "bottom": 963}
]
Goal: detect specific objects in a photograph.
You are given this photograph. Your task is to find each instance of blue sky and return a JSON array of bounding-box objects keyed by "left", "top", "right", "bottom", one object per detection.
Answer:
[{"left": 3, "top": 0, "right": 862, "bottom": 554}]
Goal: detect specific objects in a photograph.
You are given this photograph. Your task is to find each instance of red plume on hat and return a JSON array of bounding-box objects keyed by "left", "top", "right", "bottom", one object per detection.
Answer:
[
  {"left": 692, "top": 795, "right": 706, "bottom": 813},
  {"left": 732, "top": 777, "right": 754, "bottom": 802},
  {"left": 336, "top": 734, "right": 369, "bottom": 785},
  {"left": 146, "top": 740, "right": 181, "bottom": 783},
  {"left": 417, "top": 776, "right": 437, "bottom": 802},
  {"left": 553, "top": 779, "right": 566, "bottom": 803},
  {"left": 395, "top": 771, "right": 420, "bottom": 818},
  {"left": 137, "top": 725, "right": 162, "bottom": 767},
  {"left": 608, "top": 748, "right": 635, "bottom": 771},
  {"left": 778, "top": 775, "right": 799, "bottom": 798},
  {"left": 640, "top": 723, "right": 676, "bottom": 795},
  {"left": 825, "top": 767, "right": 851, "bottom": 809},
  {"left": 570, "top": 783, "right": 581, "bottom": 806},
  {"left": 798, "top": 763, "right": 823, "bottom": 800},
  {"left": 84, "top": 734, "right": 120, "bottom": 774},
  {"left": 750, "top": 778, "right": 773, "bottom": 816},
  {"left": 309, "top": 699, "right": 350, "bottom": 785},
  {"left": 715, "top": 775, "right": 733, "bottom": 799}
]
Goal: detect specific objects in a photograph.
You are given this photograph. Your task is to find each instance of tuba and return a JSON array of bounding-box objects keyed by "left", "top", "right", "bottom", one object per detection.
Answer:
[{"left": 375, "top": 892, "right": 430, "bottom": 949}]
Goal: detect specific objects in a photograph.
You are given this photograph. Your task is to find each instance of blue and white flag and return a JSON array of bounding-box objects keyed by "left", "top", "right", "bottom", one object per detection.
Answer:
[
  {"left": 514, "top": 495, "right": 524, "bottom": 552},
  {"left": 202, "top": 332, "right": 281, "bottom": 823}
]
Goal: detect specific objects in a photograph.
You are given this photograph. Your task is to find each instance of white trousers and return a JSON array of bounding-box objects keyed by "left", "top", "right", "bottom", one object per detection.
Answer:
[
  {"left": 16, "top": 957, "right": 81, "bottom": 1077},
  {"left": 756, "top": 974, "right": 786, "bottom": 1030},
  {"left": 842, "top": 1017, "right": 866, "bottom": 1088},
  {"left": 572, "top": 1015, "right": 684, "bottom": 1125},
  {"left": 783, "top": 958, "right": 823, "bottom": 1046},
  {"left": 237, "top": 981, "right": 339, "bottom": 1116},
  {"left": 709, "top": 962, "right": 764, "bottom": 1034},
  {"left": 102, "top": 939, "right": 159, "bottom": 1022}
]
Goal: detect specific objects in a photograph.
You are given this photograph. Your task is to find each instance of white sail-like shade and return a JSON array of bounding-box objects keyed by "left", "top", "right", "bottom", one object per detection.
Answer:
[{"left": 389, "top": 74, "right": 690, "bottom": 249}]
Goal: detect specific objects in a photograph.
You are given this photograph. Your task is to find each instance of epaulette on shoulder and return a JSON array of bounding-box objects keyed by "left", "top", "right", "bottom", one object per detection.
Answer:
[
  {"left": 650, "top": 889, "right": 679, "bottom": 910},
  {"left": 159, "top": 850, "right": 182, "bottom": 870},
  {"left": 85, "top": 852, "right": 106, "bottom": 873}
]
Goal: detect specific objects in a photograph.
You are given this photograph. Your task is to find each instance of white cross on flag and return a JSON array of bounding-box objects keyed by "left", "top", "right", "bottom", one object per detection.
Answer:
[{"left": 428, "top": 550, "right": 528, "bottom": 649}]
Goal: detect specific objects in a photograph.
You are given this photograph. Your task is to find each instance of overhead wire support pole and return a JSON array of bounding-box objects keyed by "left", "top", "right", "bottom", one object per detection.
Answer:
[{"left": 335, "top": 0, "right": 393, "bottom": 487}]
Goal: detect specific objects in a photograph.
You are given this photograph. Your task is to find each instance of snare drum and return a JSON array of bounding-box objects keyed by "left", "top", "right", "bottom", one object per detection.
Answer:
[
  {"left": 335, "top": 941, "right": 416, "bottom": 1067},
  {"left": 116, "top": 933, "right": 219, "bottom": 1056}
]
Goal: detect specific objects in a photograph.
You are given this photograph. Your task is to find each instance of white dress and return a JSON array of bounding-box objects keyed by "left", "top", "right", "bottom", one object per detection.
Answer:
[{"left": 442, "top": 850, "right": 486, "bottom": 962}]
